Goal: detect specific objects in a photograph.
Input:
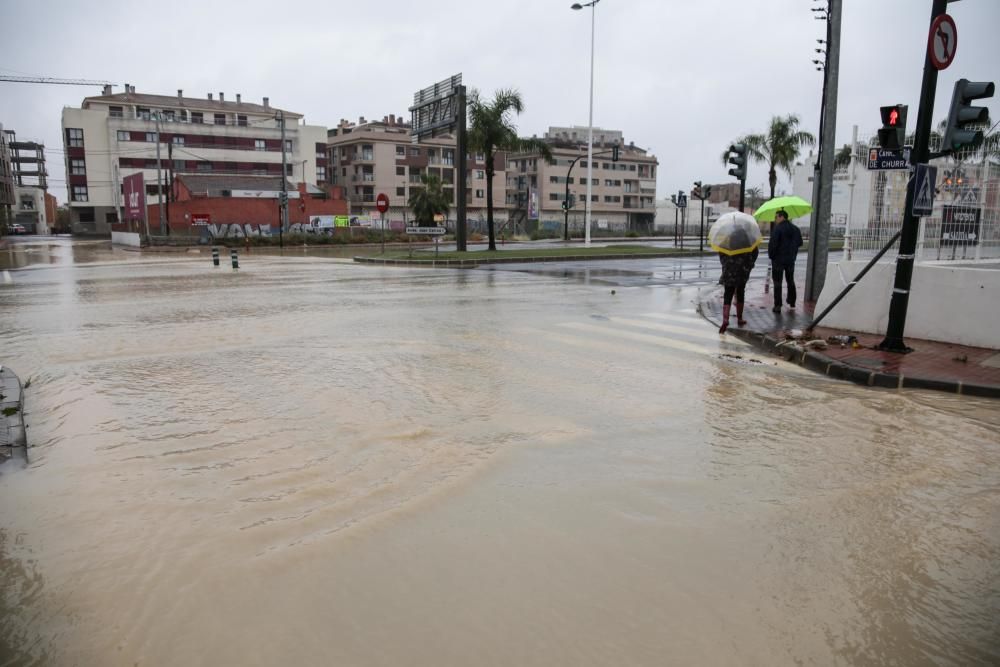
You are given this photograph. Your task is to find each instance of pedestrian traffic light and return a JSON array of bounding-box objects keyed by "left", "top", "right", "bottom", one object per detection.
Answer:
[
  {"left": 702, "top": 184, "right": 712, "bottom": 200},
  {"left": 693, "top": 180, "right": 703, "bottom": 199},
  {"left": 727, "top": 144, "right": 746, "bottom": 181},
  {"left": 612, "top": 144, "right": 620, "bottom": 162},
  {"left": 941, "top": 79, "right": 995, "bottom": 153},
  {"left": 877, "top": 104, "right": 907, "bottom": 150}
]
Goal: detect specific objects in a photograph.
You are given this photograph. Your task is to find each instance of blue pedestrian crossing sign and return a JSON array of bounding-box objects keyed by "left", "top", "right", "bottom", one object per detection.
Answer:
[{"left": 912, "top": 164, "right": 937, "bottom": 217}]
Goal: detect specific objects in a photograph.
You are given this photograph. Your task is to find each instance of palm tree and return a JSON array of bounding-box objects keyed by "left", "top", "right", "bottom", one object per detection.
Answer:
[
  {"left": 834, "top": 144, "right": 852, "bottom": 170},
  {"left": 408, "top": 174, "right": 450, "bottom": 225},
  {"left": 468, "top": 88, "right": 553, "bottom": 251},
  {"left": 723, "top": 114, "right": 816, "bottom": 200},
  {"left": 746, "top": 186, "right": 764, "bottom": 210}
]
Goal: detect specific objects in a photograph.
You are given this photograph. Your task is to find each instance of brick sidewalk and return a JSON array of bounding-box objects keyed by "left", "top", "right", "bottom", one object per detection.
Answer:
[{"left": 699, "top": 279, "right": 1000, "bottom": 398}]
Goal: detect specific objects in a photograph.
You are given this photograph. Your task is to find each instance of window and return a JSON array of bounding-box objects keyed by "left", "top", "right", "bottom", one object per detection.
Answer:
[
  {"left": 361, "top": 144, "right": 373, "bottom": 160},
  {"left": 78, "top": 207, "right": 95, "bottom": 222},
  {"left": 476, "top": 170, "right": 485, "bottom": 179},
  {"left": 117, "top": 130, "right": 129, "bottom": 141},
  {"left": 137, "top": 107, "right": 151, "bottom": 120},
  {"left": 197, "top": 162, "right": 212, "bottom": 172},
  {"left": 396, "top": 186, "right": 405, "bottom": 196},
  {"left": 179, "top": 110, "right": 187, "bottom": 121},
  {"left": 214, "top": 113, "right": 226, "bottom": 125},
  {"left": 443, "top": 150, "right": 454, "bottom": 165},
  {"left": 629, "top": 164, "right": 637, "bottom": 171},
  {"left": 191, "top": 112, "right": 204, "bottom": 124},
  {"left": 173, "top": 160, "right": 184, "bottom": 170},
  {"left": 285, "top": 140, "right": 293, "bottom": 153},
  {"left": 316, "top": 166, "right": 326, "bottom": 182},
  {"left": 602, "top": 163, "right": 611, "bottom": 170},
  {"left": 163, "top": 110, "right": 175, "bottom": 122},
  {"left": 145, "top": 132, "right": 156, "bottom": 142},
  {"left": 475, "top": 189, "right": 484, "bottom": 198},
  {"left": 72, "top": 185, "right": 89, "bottom": 201},
  {"left": 255, "top": 139, "right": 266, "bottom": 151},
  {"left": 549, "top": 193, "right": 560, "bottom": 201},
  {"left": 172, "top": 136, "right": 184, "bottom": 145},
  {"left": 70, "top": 159, "right": 86, "bottom": 175},
  {"left": 396, "top": 166, "right": 405, "bottom": 176},
  {"left": 604, "top": 179, "right": 612, "bottom": 187},
  {"left": 409, "top": 147, "right": 419, "bottom": 156},
  {"left": 396, "top": 145, "right": 405, "bottom": 156},
  {"left": 475, "top": 152, "right": 485, "bottom": 161},
  {"left": 237, "top": 114, "right": 248, "bottom": 127},
  {"left": 66, "top": 128, "right": 84, "bottom": 147},
  {"left": 109, "top": 106, "right": 123, "bottom": 118}
]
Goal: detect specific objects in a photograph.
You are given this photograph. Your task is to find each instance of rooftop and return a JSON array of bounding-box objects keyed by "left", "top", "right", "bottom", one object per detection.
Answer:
[{"left": 81, "top": 86, "right": 298, "bottom": 118}]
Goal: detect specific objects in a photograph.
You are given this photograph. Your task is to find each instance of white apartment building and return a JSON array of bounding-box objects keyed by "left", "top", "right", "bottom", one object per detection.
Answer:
[
  {"left": 506, "top": 127, "right": 657, "bottom": 235},
  {"left": 327, "top": 115, "right": 506, "bottom": 225},
  {"left": 61, "top": 85, "right": 328, "bottom": 234},
  {"left": 792, "top": 151, "right": 873, "bottom": 235}
]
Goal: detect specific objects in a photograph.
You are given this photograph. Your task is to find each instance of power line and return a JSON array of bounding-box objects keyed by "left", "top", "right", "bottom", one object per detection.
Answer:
[{"left": 0, "top": 75, "right": 114, "bottom": 86}]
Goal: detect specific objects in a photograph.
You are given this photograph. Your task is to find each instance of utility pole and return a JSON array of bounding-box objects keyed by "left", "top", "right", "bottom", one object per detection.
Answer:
[
  {"left": 845, "top": 124, "right": 858, "bottom": 261},
  {"left": 155, "top": 111, "right": 166, "bottom": 236},
  {"left": 278, "top": 110, "right": 288, "bottom": 247},
  {"left": 805, "top": 0, "right": 842, "bottom": 303},
  {"left": 877, "top": 0, "right": 947, "bottom": 352},
  {"left": 456, "top": 84, "right": 468, "bottom": 252}
]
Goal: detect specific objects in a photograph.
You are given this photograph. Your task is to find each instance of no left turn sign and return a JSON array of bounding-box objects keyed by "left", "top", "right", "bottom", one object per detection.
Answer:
[{"left": 928, "top": 14, "right": 957, "bottom": 70}]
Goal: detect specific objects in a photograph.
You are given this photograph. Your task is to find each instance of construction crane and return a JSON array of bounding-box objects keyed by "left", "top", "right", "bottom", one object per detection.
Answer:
[{"left": 0, "top": 76, "right": 114, "bottom": 87}]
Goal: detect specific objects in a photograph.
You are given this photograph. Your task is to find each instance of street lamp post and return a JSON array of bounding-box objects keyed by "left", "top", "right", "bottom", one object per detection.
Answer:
[{"left": 572, "top": 0, "right": 600, "bottom": 247}]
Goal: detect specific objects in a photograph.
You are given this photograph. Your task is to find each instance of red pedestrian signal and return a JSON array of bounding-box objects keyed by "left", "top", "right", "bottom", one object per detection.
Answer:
[{"left": 878, "top": 104, "right": 908, "bottom": 150}]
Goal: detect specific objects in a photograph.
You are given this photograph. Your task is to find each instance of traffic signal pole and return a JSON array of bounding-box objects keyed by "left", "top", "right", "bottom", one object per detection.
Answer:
[
  {"left": 877, "top": 0, "right": 948, "bottom": 352},
  {"left": 804, "top": 0, "right": 842, "bottom": 304}
]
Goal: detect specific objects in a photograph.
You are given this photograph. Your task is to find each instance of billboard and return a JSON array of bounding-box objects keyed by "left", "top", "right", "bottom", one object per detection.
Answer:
[{"left": 123, "top": 173, "right": 145, "bottom": 221}]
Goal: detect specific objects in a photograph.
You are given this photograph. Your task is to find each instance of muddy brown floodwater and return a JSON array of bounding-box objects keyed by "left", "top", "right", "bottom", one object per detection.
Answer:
[{"left": 1, "top": 239, "right": 998, "bottom": 666}]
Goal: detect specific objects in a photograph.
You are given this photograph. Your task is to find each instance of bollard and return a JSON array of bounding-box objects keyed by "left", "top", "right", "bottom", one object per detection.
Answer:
[
  {"left": 231, "top": 248, "right": 239, "bottom": 270},
  {"left": 212, "top": 246, "right": 220, "bottom": 267}
]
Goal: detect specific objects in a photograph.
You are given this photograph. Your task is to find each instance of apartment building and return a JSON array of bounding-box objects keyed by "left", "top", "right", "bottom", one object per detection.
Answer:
[
  {"left": 505, "top": 126, "right": 657, "bottom": 234},
  {"left": 0, "top": 123, "right": 13, "bottom": 228},
  {"left": 327, "top": 115, "right": 505, "bottom": 224},
  {"left": 61, "top": 84, "right": 328, "bottom": 234},
  {"left": 3, "top": 128, "right": 51, "bottom": 233}
]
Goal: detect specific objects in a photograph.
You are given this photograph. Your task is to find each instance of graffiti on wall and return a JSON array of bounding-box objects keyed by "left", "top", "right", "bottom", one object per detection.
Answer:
[
  {"left": 205, "top": 223, "right": 273, "bottom": 238},
  {"left": 204, "top": 222, "right": 341, "bottom": 238}
]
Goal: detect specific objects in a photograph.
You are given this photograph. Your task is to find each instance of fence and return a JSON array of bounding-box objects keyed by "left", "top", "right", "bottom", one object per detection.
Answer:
[{"left": 846, "top": 128, "right": 1000, "bottom": 262}]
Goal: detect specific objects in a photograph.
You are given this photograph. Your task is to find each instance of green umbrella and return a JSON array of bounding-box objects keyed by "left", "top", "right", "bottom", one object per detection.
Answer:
[{"left": 753, "top": 195, "right": 812, "bottom": 222}]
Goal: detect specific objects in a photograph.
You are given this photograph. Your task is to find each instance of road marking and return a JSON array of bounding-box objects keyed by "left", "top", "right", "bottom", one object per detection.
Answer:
[{"left": 558, "top": 321, "right": 715, "bottom": 356}]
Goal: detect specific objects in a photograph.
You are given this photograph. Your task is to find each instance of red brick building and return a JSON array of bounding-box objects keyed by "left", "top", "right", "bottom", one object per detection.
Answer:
[{"left": 140, "top": 174, "right": 347, "bottom": 235}]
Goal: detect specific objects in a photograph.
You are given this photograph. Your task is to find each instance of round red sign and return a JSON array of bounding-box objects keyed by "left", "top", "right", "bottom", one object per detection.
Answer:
[
  {"left": 376, "top": 193, "right": 390, "bottom": 213},
  {"left": 928, "top": 14, "right": 957, "bottom": 70}
]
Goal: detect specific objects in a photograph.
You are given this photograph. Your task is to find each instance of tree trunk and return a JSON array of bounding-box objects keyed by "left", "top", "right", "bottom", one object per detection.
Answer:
[
  {"left": 486, "top": 148, "right": 496, "bottom": 251},
  {"left": 768, "top": 167, "right": 777, "bottom": 199}
]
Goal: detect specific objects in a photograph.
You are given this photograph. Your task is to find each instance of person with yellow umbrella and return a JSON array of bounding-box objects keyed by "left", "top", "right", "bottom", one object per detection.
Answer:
[
  {"left": 708, "top": 212, "right": 763, "bottom": 333},
  {"left": 753, "top": 196, "right": 811, "bottom": 313}
]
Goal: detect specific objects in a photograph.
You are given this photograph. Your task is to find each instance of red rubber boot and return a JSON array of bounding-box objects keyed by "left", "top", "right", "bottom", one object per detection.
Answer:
[{"left": 719, "top": 304, "right": 731, "bottom": 334}]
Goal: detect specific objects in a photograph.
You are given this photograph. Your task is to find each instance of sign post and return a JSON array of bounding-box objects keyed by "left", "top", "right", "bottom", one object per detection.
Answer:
[
  {"left": 376, "top": 192, "right": 390, "bottom": 254},
  {"left": 878, "top": 0, "right": 950, "bottom": 352}
]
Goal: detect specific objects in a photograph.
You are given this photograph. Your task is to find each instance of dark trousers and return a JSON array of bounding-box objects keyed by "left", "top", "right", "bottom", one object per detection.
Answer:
[
  {"left": 772, "top": 263, "right": 797, "bottom": 307},
  {"left": 723, "top": 282, "right": 746, "bottom": 306}
]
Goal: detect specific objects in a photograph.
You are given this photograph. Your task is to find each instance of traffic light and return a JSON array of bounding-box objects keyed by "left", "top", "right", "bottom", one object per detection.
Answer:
[
  {"left": 942, "top": 79, "right": 995, "bottom": 153},
  {"left": 612, "top": 144, "right": 620, "bottom": 162},
  {"left": 693, "top": 180, "right": 703, "bottom": 199},
  {"left": 703, "top": 184, "right": 712, "bottom": 200},
  {"left": 279, "top": 191, "right": 288, "bottom": 206},
  {"left": 877, "top": 104, "right": 907, "bottom": 150},
  {"left": 561, "top": 198, "right": 569, "bottom": 211},
  {"left": 727, "top": 144, "right": 747, "bottom": 181}
]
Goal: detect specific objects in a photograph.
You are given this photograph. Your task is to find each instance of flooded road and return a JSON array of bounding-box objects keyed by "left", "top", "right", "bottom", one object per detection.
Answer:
[{"left": 1, "top": 238, "right": 998, "bottom": 666}]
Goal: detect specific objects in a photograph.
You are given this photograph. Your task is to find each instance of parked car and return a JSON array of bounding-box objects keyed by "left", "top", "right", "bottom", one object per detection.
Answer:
[{"left": 7, "top": 224, "right": 26, "bottom": 235}]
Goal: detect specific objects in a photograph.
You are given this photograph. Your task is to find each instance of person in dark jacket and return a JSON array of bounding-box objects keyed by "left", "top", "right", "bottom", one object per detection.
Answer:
[
  {"left": 767, "top": 210, "right": 803, "bottom": 313},
  {"left": 718, "top": 246, "right": 758, "bottom": 334}
]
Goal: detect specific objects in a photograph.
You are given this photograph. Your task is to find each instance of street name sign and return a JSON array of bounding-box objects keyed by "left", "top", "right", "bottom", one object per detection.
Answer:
[
  {"left": 405, "top": 226, "right": 446, "bottom": 235},
  {"left": 867, "top": 147, "right": 911, "bottom": 170}
]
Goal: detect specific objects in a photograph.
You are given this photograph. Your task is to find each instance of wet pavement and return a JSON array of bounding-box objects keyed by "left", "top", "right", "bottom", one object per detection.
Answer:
[{"left": 1, "top": 237, "right": 999, "bottom": 666}]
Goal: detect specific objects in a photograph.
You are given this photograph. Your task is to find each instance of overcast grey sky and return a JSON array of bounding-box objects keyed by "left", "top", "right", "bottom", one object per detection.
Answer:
[{"left": 2, "top": 0, "right": 998, "bottom": 203}]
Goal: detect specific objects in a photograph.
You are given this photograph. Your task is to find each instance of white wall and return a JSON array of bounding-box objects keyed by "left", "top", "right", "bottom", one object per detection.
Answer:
[
  {"left": 792, "top": 153, "right": 872, "bottom": 235},
  {"left": 111, "top": 231, "right": 142, "bottom": 247},
  {"left": 815, "top": 260, "right": 1000, "bottom": 349}
]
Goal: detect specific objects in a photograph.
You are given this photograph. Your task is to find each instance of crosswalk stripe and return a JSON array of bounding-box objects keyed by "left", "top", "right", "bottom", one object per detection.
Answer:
[
  {"left": 607, "top": 316, "right": 751, "bottom": 347},
  {"left": 641, "top": 311, "right": 707, "bottom": 325},
  {"left": 558, "top": 321, "right": 715, "bottom": 355}
]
